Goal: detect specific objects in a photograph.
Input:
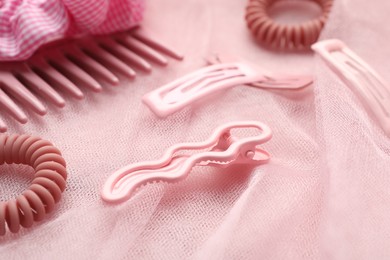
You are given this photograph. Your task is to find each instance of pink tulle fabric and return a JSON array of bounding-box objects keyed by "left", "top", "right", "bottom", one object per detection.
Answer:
[
  {"left": 1, "top": 0, "right": 390, "bottom": 259},
  {"left": 0, "top": 0, "right": 145, "bottom": 61}
]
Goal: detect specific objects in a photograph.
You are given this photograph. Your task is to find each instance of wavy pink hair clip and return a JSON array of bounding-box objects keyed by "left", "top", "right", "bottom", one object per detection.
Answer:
[
  {"left": 142, "top": 58, "right": 312, "bottom": 117},
  {"left": 102, "top": 121, "right": 272, "bottom": 203},
  {"left": 312, "top": 39, "right": 390, "bottom": 135}
]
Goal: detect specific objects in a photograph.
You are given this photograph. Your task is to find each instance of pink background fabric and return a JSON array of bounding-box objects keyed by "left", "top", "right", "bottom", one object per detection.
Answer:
[
  {"left": 1, "top": 0, "right": 390, "bottom": 259},
  {"left": 0, "top": 0, "right": 144, "bottom": 61}
]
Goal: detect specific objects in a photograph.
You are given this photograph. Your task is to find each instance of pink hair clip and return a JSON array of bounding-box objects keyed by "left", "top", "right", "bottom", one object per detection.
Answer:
[
  {"left": 0, "top": 27, "right": 183, "bottom": 132},
  {"left": 312, "top": 39, "right": 390, "bottom": 135},
  {"left": 102, "top": 121, "right": 272, "bottom": 203},
  {"left": 206, "top": 54, "right": 313, "bottom": 90},
  {"left": 142, "top": 58, "right": 312, "bottom": 117}
]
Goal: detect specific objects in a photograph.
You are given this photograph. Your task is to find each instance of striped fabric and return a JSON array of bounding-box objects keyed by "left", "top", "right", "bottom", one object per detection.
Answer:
[{"left": 0, "top": 0, "right": 145, "bottom": 61}]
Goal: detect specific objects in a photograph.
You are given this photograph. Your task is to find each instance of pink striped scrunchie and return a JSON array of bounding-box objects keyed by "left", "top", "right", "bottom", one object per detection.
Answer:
[{"left": 0, "top": 0, "right": 145, "bottom": 61}]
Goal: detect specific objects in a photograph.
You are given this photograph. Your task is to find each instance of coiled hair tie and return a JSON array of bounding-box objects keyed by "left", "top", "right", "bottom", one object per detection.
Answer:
[
  {"left": 0, "top": 134, "right": 67, "bottom": 235},
  {"left": 245, "top": 0, "right": 333, "bottom": 50}
]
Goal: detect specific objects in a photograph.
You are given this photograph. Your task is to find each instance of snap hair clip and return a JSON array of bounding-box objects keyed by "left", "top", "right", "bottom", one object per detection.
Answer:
[
  {"left": 142, "top": 58, "right": 312, "bottom": 117},
  {"left": 0, "top": 134, "right": 67, "bottom": 235},
  {"left": 245, "top": 0, "right": 333, "bottom": 50},
  {"left": 206, "top": 53, "right": 313, "bottom": 90},
  {"left": 312, "top": 39, "right": 390, "bottom": 136},
  {"left": 0, "top": 27, "right": 183, "bottom": 132},
  {"left": 102, "top": 121, "right": 272, "bottom": 203}
]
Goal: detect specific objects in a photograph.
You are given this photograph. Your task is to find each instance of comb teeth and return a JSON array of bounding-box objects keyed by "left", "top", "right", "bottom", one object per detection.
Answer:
[
  {"left": 0, "top": 27, "right": 183, "bottom": 132},
  {"left": 132, "top": 179, "right": 163, "bottom": 195},
  {"left": 202, "top": 158, "right": 235, "bottom": 165}
]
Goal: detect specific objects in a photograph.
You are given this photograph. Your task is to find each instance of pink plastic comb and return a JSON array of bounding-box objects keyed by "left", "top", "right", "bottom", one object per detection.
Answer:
[
  {"left": 142, "top": 59, "right": 312, "bottom": 117},
  {"left": 312, "top": 39, "right": 390, "bottom": 135},
  {"left": 0, "top": 27, "right": 183, "bottom": 132},
  {"left": 102, "top": 121, "right": 272, "bottom": 203}
]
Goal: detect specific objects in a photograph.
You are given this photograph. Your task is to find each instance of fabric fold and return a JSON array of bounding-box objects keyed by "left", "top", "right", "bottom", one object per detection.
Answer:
[{"left": 0, "top": 0, "right": 145, "bottom": 61}]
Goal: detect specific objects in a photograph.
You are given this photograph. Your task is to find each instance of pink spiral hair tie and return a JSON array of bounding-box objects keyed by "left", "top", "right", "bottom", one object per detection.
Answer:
[
  {"left": 0, "top": 134, "right": 67, "bottom": 235},
  {"left": 245, "top": 0, "right": 333, "bottom": 50}
]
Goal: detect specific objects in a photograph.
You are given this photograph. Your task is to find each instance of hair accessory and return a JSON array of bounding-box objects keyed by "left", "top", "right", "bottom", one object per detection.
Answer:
[
  {"left": 206, "top": 54, "right": 313, "bottom": 90},
  {"left": 102, "top": 121, "right": 272, "bottom": 203},
  {"left": 142, "top": 60, "right": 312, "bottom": 117},
  {"left": 0, "top": 0, "right": 145, "bottom": 61},
  {"left": 245, "top": 0, "right": 333, "bottom": 50},
  {"left": 0, "top": 134, "right": 67, "bottom": 235},
  {"left": 0, "top": 27, "right": 183, "bottom": 132},
  {"left": 312, "top": 39, "right": 390, "bottom": 135}
]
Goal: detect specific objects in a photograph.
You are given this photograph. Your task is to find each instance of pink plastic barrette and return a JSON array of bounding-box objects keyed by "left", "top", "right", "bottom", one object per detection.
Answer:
[
  {"left": 0, "top": 27, "right": 183, "bottom": 132},
  {"left": 142, "top": 58, "right": 312, "bottom": 117},
  {"left": 102, "top": 121, "right": 272, "bottom": 203},
  {"left": 312, "top": 39, "right": 390, "bottom": 135}
]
